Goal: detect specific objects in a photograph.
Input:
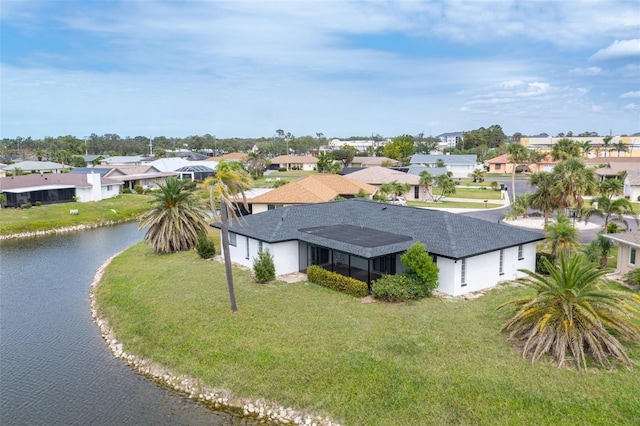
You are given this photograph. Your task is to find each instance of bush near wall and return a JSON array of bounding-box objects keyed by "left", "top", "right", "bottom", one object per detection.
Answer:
[
  {"left": 535, "top": 252, "right": 554, "bottom": 275},
  {"left": 306, "top": 265, "right": 368, "bottom": 298}
]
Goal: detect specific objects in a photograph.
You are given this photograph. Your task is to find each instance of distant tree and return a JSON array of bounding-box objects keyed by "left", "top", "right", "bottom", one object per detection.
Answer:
[
  {"left": 436, "top": 159, "right": 445, "bottom": 168},
  {"left": 415, "top": 134, "right": 440, "bottom": 154},
  {"left": 552, "top": 158, "right": 597, "bottom": 213},
  {"left": 602, "top": 136, "right": 613, "bottom": 157},
  {"left": 511, "top": 132, "right": 523, "bottom": 143},
  {"left": 612, "top": 140, "right": 628, "bottom": 157},
  {"left": 506, "top": 143, "right": 530, "bottom": 200},
  {"left": 599, "top": 178, "right": 623, "bottom": 199},
  {"left": 581, "top": 232, "right": 614, "bottom": 268},
  {"left": 70, "top": 156, "right": 87, "bottom": 167},
  {"left": 433, "top": 173, "right": 456, "bottom": 201},
  {"left": 470, "top": 169, "right": 485, "bottom": 183},
  {"left": 331, "top": 146, "right": 356, "bottom": 167},
  {"left": 529, "top": 172, "right": 559, "bottom": 226},
  {"left": 245, "top": 151, "right": 270, "bottom": 179},
  {"left": 551, "top": 138, "right": 581, "bottom": 161},
  {"left": 383, "top": 134, "right": 415, "bottom": 164}
]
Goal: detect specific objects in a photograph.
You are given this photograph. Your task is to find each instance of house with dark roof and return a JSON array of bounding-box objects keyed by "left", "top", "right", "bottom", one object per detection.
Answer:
[
  {"left": 603, "top": 231, "right": 640, "bottom": 275},
  {"left": 211, "top": 199, "right": 544, "bottom": 296},
  {"left": 0, "top": 172, "right": 122, "bottom": 207}
]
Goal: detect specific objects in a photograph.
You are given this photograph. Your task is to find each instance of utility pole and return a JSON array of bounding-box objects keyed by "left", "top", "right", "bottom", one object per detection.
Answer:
[{"left": 149, "top": 136, "right": 153, "bottom": 156}]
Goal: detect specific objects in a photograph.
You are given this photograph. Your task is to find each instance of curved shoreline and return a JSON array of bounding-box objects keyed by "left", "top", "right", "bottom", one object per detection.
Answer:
[
  {"left": 0, "top": 220, "right": 131, "bottom": 241},
  {"left": 89, "top": 251, "right": 339, "bottom": 426}
]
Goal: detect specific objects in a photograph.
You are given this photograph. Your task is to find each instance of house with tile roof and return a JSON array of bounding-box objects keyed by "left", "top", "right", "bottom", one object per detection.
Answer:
[
  {"left": 205, "top": 152, "right": 249, "bottom": 163},
  {"left": 0, "top": 172, "right": 122, "bottom": 207},
  {"left": 594, "top": 161, "right": 640, "bottom": 181},
  {"left": 248, "top": 174, "right": 375, "bottom": 214},
  {"left": 269, "top": 155, "right": 318, "bottom": 171},
  {"left": 486, "top": 154, "right": 556, "bottom": 174},
  {"left": 345, "top": 166, "right": 428, "bottom": 202},
  {"left": 349, "top": 156, "right": 400, "bottom": 168},
  {"left": 409, "top": 154, "right": 480, "bottom": 178},
  {"left": 603, "top": 231, "right": 640, "bottom": 275},
  {"left": 102, "top": 165, "right": 177, "bottom": 190},
  {"left": 211, "top": 199, "right": 544, "bottom": 296}
]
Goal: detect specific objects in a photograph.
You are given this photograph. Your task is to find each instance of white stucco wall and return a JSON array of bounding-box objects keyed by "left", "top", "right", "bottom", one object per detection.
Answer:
[
  {"left": 75, "top": 187, "right": 93, "bottom": 202},
  {"left": 435, "top": 243, "right": 537, "bottom": 296},
  {"left": 302, "top": 163, "right": 317, "bottom": 171},
  {"left": 251, "top": 203, "right": 295, "bottom": 215},
  {"left": 101, "top": 184, "right": 122, "bottom": 200},
  {"left": 222, "top": 233, "right": 300, "bottom": 276}
]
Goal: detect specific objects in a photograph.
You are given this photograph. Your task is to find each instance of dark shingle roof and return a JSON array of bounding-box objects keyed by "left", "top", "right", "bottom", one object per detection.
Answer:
[{"left": 212, "top": 199, "right": 543, "bottom": 259}]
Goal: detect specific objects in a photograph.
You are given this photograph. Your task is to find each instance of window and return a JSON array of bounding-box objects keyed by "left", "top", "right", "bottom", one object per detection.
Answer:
[
  {"left": 246, "top": 238, "right": 250, "bottom": 259},
  {"left": 229, "top": 232, "right": 237, "bottom": 247},
  {"left": 518, "top": 245, "right": 524, "bottom": 260},
  {"left": 495, "top": 163, "right": 502, "bottom": 170},
  {"left": 267, "top": 204, "right": 284, "bottom": 210},
  {"left": 414, "top": 186, "right": 419, "bottom": 199},
  {"left": 630, "top": 247, "right": 637, "bottom": 265},
  {"left": 499, "top": 250, "right": 504, "bottom": 275},
  {"left": 258, "top": 241, "right": 263, "bottom": 253},
  {"left": 107, "top": 185, "right": 112, "bottom": 190},
  {"left": 461, "top": 259, "right": 467, "bottom": 286}
]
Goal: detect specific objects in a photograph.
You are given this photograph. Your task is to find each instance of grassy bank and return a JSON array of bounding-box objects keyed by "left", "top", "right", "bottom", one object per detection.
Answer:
[
  {"left": 0, "top": 194, "right": 153, "bottom": 236},
  {"left": 409, "top": 200, "right": 503, "bottom": 209},
  {"left": 97, "top": 244, "right": 640, "bottom": 426}
]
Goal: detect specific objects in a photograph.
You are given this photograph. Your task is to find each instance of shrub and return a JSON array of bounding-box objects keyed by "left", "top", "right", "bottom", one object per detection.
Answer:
[
  {"left": 123, "top": 188, "right": 132, "bottom": 194},
  {"left": 278, "top": 167, "right": 287, "bottom": 172},
  {"left": 182, "top": 180, "right": 197, "bottom": 191},
  {"left": 273, "top": 179, "right": 288, "bottom": 188},
  {"left": 399, "top": 242, "right": 439, "bottom": 294},
  {"left": 195, "top": 234, "right": 216, "bottom": 259},
  {"left": 20, "top": 202, "right": 32, "bottom": 209},
  {"left": 535, "top": 252, "right": 554, "bottom": 275},
  {"left": 35, "top": 201, "right": 41, "bottom": 207},
  {"left": 623, "top": 268, "right": 640, "bottom": 287},
  {"left": 306, "top": 265, "right": 368, "bottom": 298},
  {"left": 253, "top": 249, "right": 276, "bottom": 283},
  {"left": 134, "top": 185, "right": 144, "bottom": 194},
  {"left": 372, "top": 274, "right": 426, "bottom": 302},
  {"left": 606, "top": 222, "right": 620, "bottom": 234}
]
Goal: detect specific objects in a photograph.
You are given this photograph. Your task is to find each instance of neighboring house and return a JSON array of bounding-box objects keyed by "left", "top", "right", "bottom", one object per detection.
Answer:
[
  {"left": 623, "top": 170, "right": 640, "bottom": 202},
  {"left": 2, "top": 160, "right": 67, "bottom": 174},
  {"left": 346, "top": 166, "right": 427, "bottom": 202},
  {"left": 248, "top": 174, "right": 375, "bottom": 214},
  {"left": 394, "top": 165, "right": 448, "bottom": 178},
  {"left": 0, "top": 163, "right": 6, "bottom": 178},
  {"left": 593, "top": 161, "right": 640, "bottom": 181},
  {"left": 603, "top": 231, "right": 640, "bottom": 275},
  {"left": 0, "top": 172, "right": 122, "bottom": 207},
  {"left": 102, "top": 165, "right": 177, "bottom": 190},
  {"left": 521, "top": 136, "right": 640, "bottom": 157},
  {"left": 80, "top": 155, "right": 107, "bottom": 166},
  {"left": 486, "top": 154, "right": 556, "bottom": 174},
  {"left": 269, "top": 155, "right": 318, "bottom": 171},
  {"left": 409, "top": 154, "right": 479, "bottom": 178},
  {"left": 175, "top": 165, "right": 215, "bottom": 181},
  {"left": 165, "top": 149, "right": 209, "bottom": 161},
  {"left": 211, "top": 199, "right": 544, "bottom": 296},
  {"left": 149, "top": 157, "right": 218, "bottom": 173},
  {"left": 100, "top": 155, "right": 146, "bottom": 166},
  {"left": 349, "top": 156, "right": 400, "bottom": 168},
  {"left": 206, "top": 152, "right": 249, "bottom": 163}
]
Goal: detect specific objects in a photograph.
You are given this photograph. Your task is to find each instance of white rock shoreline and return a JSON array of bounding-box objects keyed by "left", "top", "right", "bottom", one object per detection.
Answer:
[
  {"left": 89, "top": 251, "right": 340, "bottom": 426},
  {"left": 0, "top": 220, "right": 127, "bottom": 240}
]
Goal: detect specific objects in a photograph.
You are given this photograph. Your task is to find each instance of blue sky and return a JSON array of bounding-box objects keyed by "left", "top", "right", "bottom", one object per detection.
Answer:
[{"left": 1, "top": 0, "right": 639, "bottom": 140}]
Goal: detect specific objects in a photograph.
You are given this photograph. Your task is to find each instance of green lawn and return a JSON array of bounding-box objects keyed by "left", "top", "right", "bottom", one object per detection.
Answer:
[
  {"left": 0, "top": 194, "right": 153, "bottom": 236},
  {"left": 409, "top": 200, "right": 503, "bottom": 209},
  {"left": 450, "top": 187, "right": 503, "bottom": 200},
  {"left": 97, "top": 244, "right": 640, "bottom": 426}
]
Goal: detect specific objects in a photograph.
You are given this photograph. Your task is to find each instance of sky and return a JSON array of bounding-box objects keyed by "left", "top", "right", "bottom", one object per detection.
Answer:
[{"left": 1, "top": 0, "right": 639, "bottom": 140}]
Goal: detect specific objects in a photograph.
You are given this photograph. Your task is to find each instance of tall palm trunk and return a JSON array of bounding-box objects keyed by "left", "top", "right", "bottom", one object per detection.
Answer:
[{"left": 220, "top": 203, "right": 238, "bottom": 312}]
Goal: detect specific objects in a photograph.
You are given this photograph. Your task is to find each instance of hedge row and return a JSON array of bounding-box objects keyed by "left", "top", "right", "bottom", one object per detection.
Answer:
[{"left": 306, "top": 265, "right": 369, "bottom": 298}]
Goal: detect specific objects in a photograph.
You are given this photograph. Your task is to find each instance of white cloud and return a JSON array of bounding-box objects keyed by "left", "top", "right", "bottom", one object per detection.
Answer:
[
  {"left": 620, "top": 91, "right": 640, "bottom": 99},
  {"left": 622, "top": 103, "right": 638, "bottom": 110},
  {"left": 590, "top": 39, "right": 640, "bottom": 61},
  {"left": 568, "top": 67, "right": 603, "bottom": 76}
]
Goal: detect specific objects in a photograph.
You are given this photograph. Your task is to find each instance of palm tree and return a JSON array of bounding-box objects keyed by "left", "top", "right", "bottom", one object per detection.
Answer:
[
  {"left": 581, "top": 232, "right": 614, "bottom": 268},
  {"left": 529, "top": 171, "right": 559, "bottom": 226},
  {"left": 602, "top": 136, "right": 612, "bottom": 157},
  {"left": 507, "top": 143, "right": 530, "bottom": 201},
  {"left": 579, "top": 140, "right": 592, "bottom": 158},
  {"left": 379, "top": 181, "right": 411, "bottom": 203},
  {"left": 551, "top": 138, "right": 581, "bottom": 161},
  {"left": 420, "top": 171, "right": 435, "bottom": 201},
  {"left": 583, "top": 196, "right": 639, "bottom": 232},
  {"left": 545, "top": 214, "right": 581, "bottom": 261},
  {"left": 470, "top": 168, "right": 485, "bottom": 183},
  {"left": 552, "top": 158, "right": 597, "bottom": 214},
  {"left": 245, "top": 151, "right": 270, "bottom": 179},
  {"left": 612, "top": 140, "right": 628, "bottom": 157},
  {"left": 498, "top": 254, "right": 640, "bottom": 371},
  {"left": 598, "top": 178, "right": 623, "bottom": 199},
  {"left": 138, "top": 177, "right": 208, "bottom": 254},
  {"left": 203, "top": 161, "right": 252, "bottom": 312},
  {"left": 434, "top": 173, "right": 456, "bottom": 202}
]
